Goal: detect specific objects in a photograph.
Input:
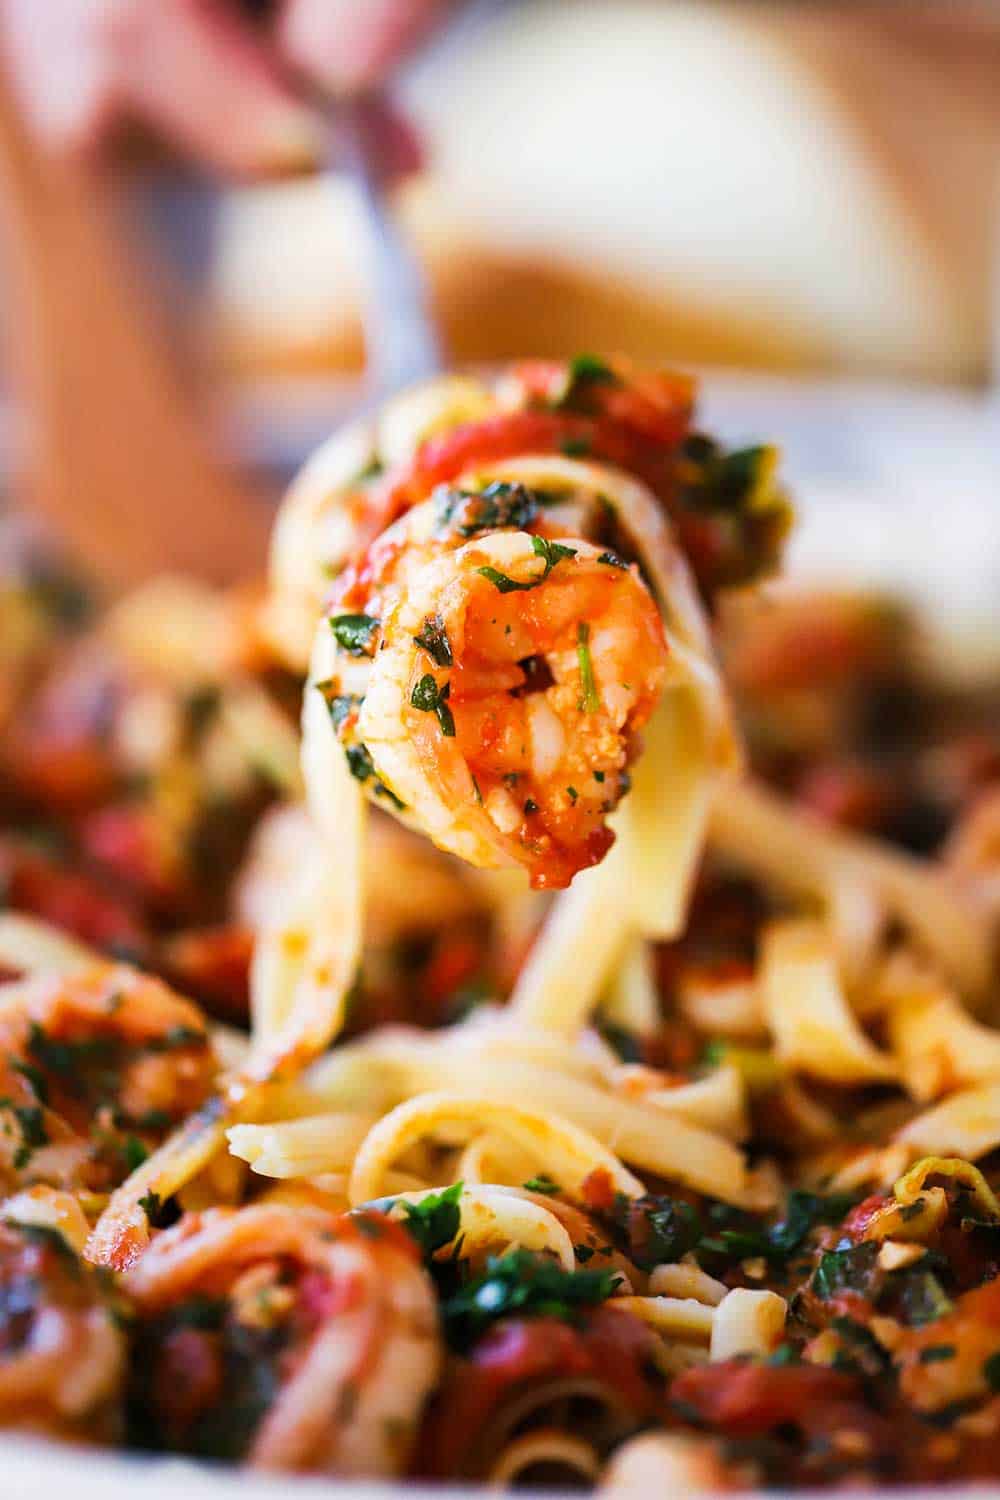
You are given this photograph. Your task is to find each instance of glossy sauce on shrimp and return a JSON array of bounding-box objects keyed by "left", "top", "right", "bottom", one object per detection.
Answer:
[
  {"left": 315, "top": 484, "right": 669, "bottom": 889},
  {"left": 0, "top": 1217, "right": 124, "bottom": 1441},
  {"left": 124, "top": 1203, "right": 440, "bottom": 1475},
  {"left": 445, "top": 544, "right": 667, "bottom": 886},
  {"left": 0, "top": 964, "right": 216, "bottom": 1194}
]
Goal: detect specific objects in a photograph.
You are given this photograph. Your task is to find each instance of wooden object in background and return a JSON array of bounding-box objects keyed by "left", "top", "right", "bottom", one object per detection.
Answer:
[{"left": 0, "top": 69, "right": 270, "bottom": 591}]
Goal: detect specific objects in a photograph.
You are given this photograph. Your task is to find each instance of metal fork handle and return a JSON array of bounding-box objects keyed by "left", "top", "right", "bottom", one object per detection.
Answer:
[{"left": 337, "top": 98, "right": 443, "bottom": 400}]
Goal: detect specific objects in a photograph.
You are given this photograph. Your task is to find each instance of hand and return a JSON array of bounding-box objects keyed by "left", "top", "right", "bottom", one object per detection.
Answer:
[{"left": 0, "top": 0, "right": 451, "bottom": 174}]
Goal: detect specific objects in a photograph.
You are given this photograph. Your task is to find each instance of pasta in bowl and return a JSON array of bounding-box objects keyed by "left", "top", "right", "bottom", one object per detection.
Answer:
[{"left": 0, "top": 359, "right": 998, "bottom": 1493}]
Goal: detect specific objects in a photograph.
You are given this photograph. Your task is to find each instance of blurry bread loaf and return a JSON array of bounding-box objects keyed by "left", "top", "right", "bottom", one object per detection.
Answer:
[{"left": 214, "top": 0, "right": 1000, "bottom": 382}]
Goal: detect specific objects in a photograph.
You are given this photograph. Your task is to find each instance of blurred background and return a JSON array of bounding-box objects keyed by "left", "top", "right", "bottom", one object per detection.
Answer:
[
  {"left": 220, "top": 1, "right": 1000, "bottom": 385},
  {"left": 0, "top": 0, "right": 997, "bottom": 599}
]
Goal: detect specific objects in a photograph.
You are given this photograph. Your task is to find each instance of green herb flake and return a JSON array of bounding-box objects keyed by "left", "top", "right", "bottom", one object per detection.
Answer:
[
  {"left": 441, "top": 1248, "right": 621, "bottom": 1352},
  {"left": 620, "top": 1195, "right": 702, "bottom": 1271},
  {"left": 315, "top": 681, "right": 361, "bottom": 732},
  {"left": 568, "top": 354, "right": 618, "bottom": 386},
  {"left": 329, "top": 613, "right": 379, "bottom": 657},
  {"left": 919, "top": 1345, "right": 957, "bottom": 1364},
  {"left": 597, "top": 551, "right": 628, "bottom": 570},
  {"left": 476, "top": 565, "right": 537, "bottom": 595},
  {"left": 566, "top": 786, "right": 579, "bottom": 803},
  {"left": 531, "top": 534, "right": 577, "bottom": 578},
  {"left": 413, "top": 613, "right": 453, "bottom": 667},
  {"left": 560, "top": 438, "right": 592, "bottom": 458},
  {"left": 984, "top": 1351, "right": 1000, "bottom": 1391},
  {"left": 15, "top": 1105, "right": 48, "bottom": 1150},
  {"left": 351, "top": 455, "right": 384, "bottom": 485},
  {"left": 139, "top": 1190, "right": 162, "bottom": 1224},
  {"left": 170, "top": 1295, "right": 228, "bottom": 1331},
  {"left": 699, "top": 1190, "right": 856, "bottom": 1268},
  {"left": 11, "top": 1058, "right": 48, "bottom": 1106},
  {"left": 160, "top": 1025, "right": 205, "bottom": 1051},
  {"left": 900, "top": 1269, "right": 954, "bottom": 1327},
  {"left": 436, "top": 482, "right": 539, "bottom": 537},
  {"left": 400, "top": 1182, "right": 463, "bottom": 1259},
  {"left": 345, "top": 743, "right": 376, "bottom": 784},
  {"left": 558, "top": 356, "right": 620, "bottom": 412},
  {"left": 343, "top": 743, "right": 407, "bottom": 810},
  {"left": 811, "top": 1241, "right": 879, "bottom": 1301},
  {"left": 576, "top": 621, "right": 600, "bottom": 714},
  {"left": 124, "top": 1136, "right": 149, "bottom": 1174},
  {"left": 410, "top": 674, "right": 456, "bottom": 737},
  {"left": 523, "top": 1175, "right": 561, "bottom": 1196}
]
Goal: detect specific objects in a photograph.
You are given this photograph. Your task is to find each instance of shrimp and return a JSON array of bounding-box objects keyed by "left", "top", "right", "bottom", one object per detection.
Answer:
[
  {"left": 124, "top": 1202, "right": 441, "bottom": 1475},
  {"left": 311, "top": 496, "right": 669, "bottom": 889},
  {"left": 0, "top": 1216, "right": 124, "bottom": 1440},
  {"left": 0, "top": 963, "right": 216, "bottom": 1193},
  {"left": 266, "top": 360, "right": 789, "bottom": 674},
  {"left": 307, "top": 456, "right": 738, "bottom": 888}
]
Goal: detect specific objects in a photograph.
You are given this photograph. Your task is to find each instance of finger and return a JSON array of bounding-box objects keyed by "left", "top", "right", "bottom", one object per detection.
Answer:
[
  {"left": 0, "top": 0, "right": 121, "bottom": 154},
  {"left": 110, "top": 0, "right": 324, "bottom": 173},
  {"left": 279, "top": 0, "right": 454, "bottom": 94},
  {"left": 330, "top": 94, "right": 425, "bottom": 184}
]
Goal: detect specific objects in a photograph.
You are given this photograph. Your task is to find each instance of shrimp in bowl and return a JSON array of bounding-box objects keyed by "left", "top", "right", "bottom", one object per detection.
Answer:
[
  {"left": 0, "top": 962, "right": 217, "bottom": 1196},
  {"left": 124, "top": 1202, "right": 440, "bottom": 1474},
  {"left": 0, "top": 1206, "right": 125, "bottom": 1441}
]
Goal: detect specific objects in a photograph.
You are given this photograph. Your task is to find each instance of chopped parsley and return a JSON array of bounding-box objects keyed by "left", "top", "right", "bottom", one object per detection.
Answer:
[
  {"left": 3, "top": 1101, "right": 49, "bottom": 1169},
  {"left": 811, "top": 1241, "right": 880, "bottom": 1302},
  {"left": 351, "top": 455, "right": 384, "bottom": 485},
  {"left": 342, "top": 743, "right": 406, "bottom": 810},
  {"left": 329, "top": 613, "right": 379, "bottom": 657},
  {"left": 137, "top": 1190, "right": 179, "bottom": 1229},
  {"left": 984, "top": 1352, "right": 1000, "bottom": 1391},
  {"left": 138, "top": 1190, "right": 162, "bottom": 1224},
  {"left": 11, "top": 1058, "right": 48, "bottom": 1105},
  {"left": 597, "top": 550, "right": 628, "bottom": 570},
  {"left": 531, "top": 534, "right": 577, "bottom": 578},
  {"left": 699, "top": 1191, "right": 856, "bottom": 1266},
  {"left": 576, "top": 621, "right": 600, "bottom": 713},
  {"left": 523, "top": 1175, "right": 561, "bottom": 1196},
  {"left": 617, "top": 1194, "right": 702, "bottom": 1271},
  {"left": 159, "top": 1025, "right": 204, "bottom": 1051},
  {"left": 919, "top": 1345, "right": 957, "bottom": 1364},
  {"left": 169, "top": 1295, "right": 228, "bottom": 1331},
  {"left": 441, "top": 1249, "right": 621, "bottom": 1352},
  {"left": 476, "top": 566, "right": 537, "bottom": 595},
  {"left": 436, "top": 482, "right": 539, "bottom": 537},
  {"left": 477, "top": 536, "right": 576, "bottom": 594},
  {"left": 899, "top": 1267, "right": 953, "bottom": 1326},
  {"left": 413, "top": 613, "right": 453, "bottom": 667},
  {"left": 560, "top": 438, "right": 592, "bottom": 458},
  {"left": 399, "top": 1182, "right": 463, "bottom": 1259},
  {"left": 124, "top": 1135, "right": 149, "bottom": 1174},
  {"left": 558, "top": 355, "right": 620, "bottom": 411},
  {"left": 410, "top": 674, "right": 456, "bottom": 737},
  {"left": 315, "top": 682, "right": 361, "bottom": 731},
  {"left": 27, "top": 1023, "right": 116, "bottom": 1084}
]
